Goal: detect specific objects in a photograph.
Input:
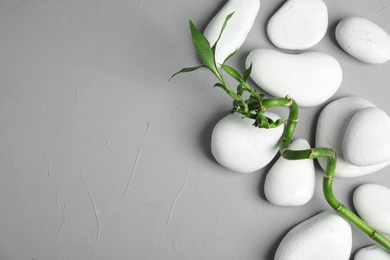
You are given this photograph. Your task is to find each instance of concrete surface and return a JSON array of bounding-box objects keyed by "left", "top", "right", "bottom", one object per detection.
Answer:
[{"left": 0, "top": 0, "right": 390, "bottom": 259}]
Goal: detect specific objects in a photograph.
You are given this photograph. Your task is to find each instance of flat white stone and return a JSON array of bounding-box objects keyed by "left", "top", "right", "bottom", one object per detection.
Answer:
[
  {"left": 316, "top": 96, "right": 390, "bottom": 177},
  {"left": 353, "top": 183, "right": 390, "bottom": 234},
  {"left": 264, "top": 138, "right": 315, "bottom": 206},
  {"left": 275, "top": 211, "right": 352, "bottom": 260},
  {"left": 342, "top": 107, "right": 390, "bottom": 166},
  {"left": 336, "top": 17, "right": 390, "bottom": 64},
  {"left": 267, "top": 0, "right": 328, "bottom": 50},
  {"left": 355, "top": 245, "right": 390, "bottom": 260},
  {"left": 204, "top": 0, "right": 260, "bottom": 66},
  {"left": 246, "top": 48, "right": 342, "bottom": 107},
  {"left": 211, "top": 112, "right": 284, "bottom": 173}
]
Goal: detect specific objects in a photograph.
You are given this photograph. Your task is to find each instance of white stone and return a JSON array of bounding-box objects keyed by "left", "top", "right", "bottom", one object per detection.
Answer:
[
  {"left": 355, "top": 245, "right": 390, "bottom": 260},
  {"left": 203, "top": 0, "right": 260, "bottom": 66},
  {"left": 211, "top": 112, "right": 284, "bottom": 173},
  {"left": 353, "top": 183, "right": 390, "bottom": 234},
  {"left": 246, "top": 48, "right": 342, "bottom": 107},
  {"left": 342, "top": 107, "right": 390, "bottom": 166},
  {"left": 267, "top": 0, "right": 328, "bottom": 50},
  {"left": 264, "top": 138, "right": 315, "bottom": 206},
  {"left": 336, "top": 17, "right": 390, "bottom": 64},
  {"left": 316, "top": 96, "right": 390, "bottom": 177},
  {"left": 275, "top": 211, "right": 352, "bottom": 260}
]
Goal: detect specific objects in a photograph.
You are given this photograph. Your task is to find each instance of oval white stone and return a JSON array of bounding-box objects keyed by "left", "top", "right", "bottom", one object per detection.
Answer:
[
  {"left": 336, "top": 17, "right": 390, "bottom": 64},
  {"left": 267, "top": 0, "right": 328, "bottom": 50},
  {"left": 355, "top": 245, "right": 390, "bottom": 260},
  {"left": 246, "top": 48, "right": 342, "bottom": 107},
  {"left": 264, "top": 138, "right": 315, "bottom": 206},
  {"left": 204, "top": 0, "right": 260, "bottom": 66},
  {"left": 316, "top": 96, "right": 390, "bottom": 177},
  {"left": 275, "top": 211, "right": 352, "bottom": 260},
  {"left": 211, "top": 112, "right": 284, "bottom": 173},
  {"left": 342, "top": 107, "right": 390, "bottom": 166},
  {"left": 353, "top": 183, "right": 390, "bottom": 234}
]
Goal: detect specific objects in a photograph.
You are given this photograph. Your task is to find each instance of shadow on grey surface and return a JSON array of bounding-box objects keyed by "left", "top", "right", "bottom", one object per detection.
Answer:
[
  {"left": 263, "top": 225, "right": 290, "bottom": 260},
  {"left": 258, "top": 153, "right": 280, "bottom": 202},
  {"left": 199, "top": 0, "right": 229, "bottom": 32},
  {"left": 329, "top": 20, "right": 347, "bottom": 55}
]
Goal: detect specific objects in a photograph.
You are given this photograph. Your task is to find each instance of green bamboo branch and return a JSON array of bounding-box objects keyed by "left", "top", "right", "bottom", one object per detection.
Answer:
[
  {"left": 322, "top": 157, "right": 390, "bottom": 251},
  {"left": 172, "top": 13, "right": 390, "bottom": 252},
  {"left": 261, "top": 96, "right": 390, "bottom": 251}
]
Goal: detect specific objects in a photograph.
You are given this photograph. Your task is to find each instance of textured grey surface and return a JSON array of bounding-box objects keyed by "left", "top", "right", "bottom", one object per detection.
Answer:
[{"left": 0, "top": 0, "right": 390, "bottom": 259}]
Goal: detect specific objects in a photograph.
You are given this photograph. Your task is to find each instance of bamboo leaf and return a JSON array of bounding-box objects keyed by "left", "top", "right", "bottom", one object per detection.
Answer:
[
  {"left": 222, "top": 48, "right": 237, "bottom": 65},
  {"left": 211, "top": 12, "right": 235, "bottom": 52},
  {"left": 189, "top": 21, "right": 217, "bottom": 73},
  {"left": 237, "top": 83, "right": 244, "bottom": 96},
  {"left": 221, "top": 64, "right": 243, "bottom": 82},
  {"left": 243, "top": 63, "right": 252, "bottom": 82},
  {"left": 271, "top": 118, "right": 285, "bottom": 128},
  {"left": 169, "top": 65, "right": 205, "bottom": 80},
  {"left": 213, "top": 82, "right": 225, "bottom": 90},
  {"left": 214, "top": 82, "right": 225, "bottom": 89}
]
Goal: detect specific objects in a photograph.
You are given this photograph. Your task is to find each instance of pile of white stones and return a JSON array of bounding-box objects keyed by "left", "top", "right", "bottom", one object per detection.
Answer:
[{"left": 204, "top": 0, "right": 390, "bottom": 259}]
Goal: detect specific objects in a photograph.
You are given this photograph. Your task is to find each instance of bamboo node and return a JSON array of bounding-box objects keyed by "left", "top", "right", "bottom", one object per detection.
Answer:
[
  {"left": 259, "top": 100, "right": 265, "bottom": 111},
  {"left": 284, "top": 96, "right": 293, "bottom": 107},
  {"left": 323, "top": 175, "right": 334, "bottom": 181},
  {"left": 288, "top": 118, "right": 299, "bottom": 123},
  {"left": 309, "top": 149, "right": 315, "bottom": 159}
]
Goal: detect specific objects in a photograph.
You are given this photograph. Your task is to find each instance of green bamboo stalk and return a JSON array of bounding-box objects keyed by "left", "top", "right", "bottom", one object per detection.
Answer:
[
  {"left": 176, "top": 14, "right": 390, "bottom": 252},
  {"left": 262, "top": 96, "right": 390, "bottom": 252}
]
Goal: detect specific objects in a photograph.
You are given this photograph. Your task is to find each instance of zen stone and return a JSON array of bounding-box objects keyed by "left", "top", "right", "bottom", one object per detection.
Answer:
[
  {"left": 336, "top": 17, "right": 390, "bottom": 64},
  {"left": 275, "top": 211, "right": 352, "bottom": 260},
  {"left": 246, "top": 48, "right": 342, "bottom": 107},
  {"left": 267, "top": 0, "right": 328, "bottom": 50},
  {"left": 342, "top": 107, "right": 390, "bottom": 166},
  {"left": 203, "top": 0, "right": 260, "bottom": 66},
  {"left": 316, "top": 96, "right": 390, "bottom": 178},
  {"left": 211, "top": 112, "right": 284, "bottom": 173},
  {"left": 353, "top": 183, "right": 390, "bottom": 234},
  {"left": 355, "top": 245, "right": 390, "bottom": 260},
  {"left": 264, "top": 138, "right": 315, "bottom": 206}
]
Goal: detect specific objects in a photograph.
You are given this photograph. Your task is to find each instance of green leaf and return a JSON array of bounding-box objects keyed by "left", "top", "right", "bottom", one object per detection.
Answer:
[
  {"left": 169, "top": 65, "right": 205, "bottom": 80},
  {"left": 271, "top": 118, "right": 285, "bottom": 128},
  {"left": 251, "top": 90, "right": 264, "bottom": 102},
  {"left": 243, "top": 63, "right": 252, "bottom": 82},
  {"left": 189, "top": 21, "right": 217, "bottom": 73},
  {"left": 211, "top": 12, "right": 235, "bottom": 52},
  {"left": 213, "top": 82, "right": 225, "bottom": 90},
  {"left": 221, "top": 64, "right": 243, "bottom": 82},
  {"left": 237, "top": 83, "right": 244, "bottom": 96},
  {"left": 222, "top": 48, "right": 237, "bottom": 65}
]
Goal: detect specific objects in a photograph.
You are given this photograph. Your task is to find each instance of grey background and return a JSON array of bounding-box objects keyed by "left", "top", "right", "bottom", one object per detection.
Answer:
[{"left": 1, "top": 0, "right": 390, "bottom": 259}]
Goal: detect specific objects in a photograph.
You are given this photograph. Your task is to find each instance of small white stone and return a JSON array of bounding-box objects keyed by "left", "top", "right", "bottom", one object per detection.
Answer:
[
  {"left": 264, "top": 138, "right": 315, "bottom": 206},
  {"left": 204, "top": 0, "right": 260, "bottom": 66},
  {"left": 275, "top": 211, "right": 352, "bottom": 260},
  {"left": 336, "top": 17, "right": 390, "bottom": 64},
  {"left": 353, "top": 183, "right": 390, "bottom": 234},
  {"left": 342, "top": 107, "right": 390, "bottom": 166},
  {"left": 355, "top": 245, "right": 390, "bottom": 260},
  {"left": 316, "top": 96, "right": 390, "bottom": 178},
  {"left": 246, "top": 48, "right": 342, "bottom": 107},
  {"left": 267, "top": 0, "right": 328, "bottom": 50},
  {"left": 211, "top": 112, "right": 284, "bottom": 173}
]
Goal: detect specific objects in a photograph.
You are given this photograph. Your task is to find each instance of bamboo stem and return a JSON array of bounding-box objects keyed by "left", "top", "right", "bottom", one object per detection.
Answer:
[{"left": 261, "top": 96, "right": 390, "bottom": 252}]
